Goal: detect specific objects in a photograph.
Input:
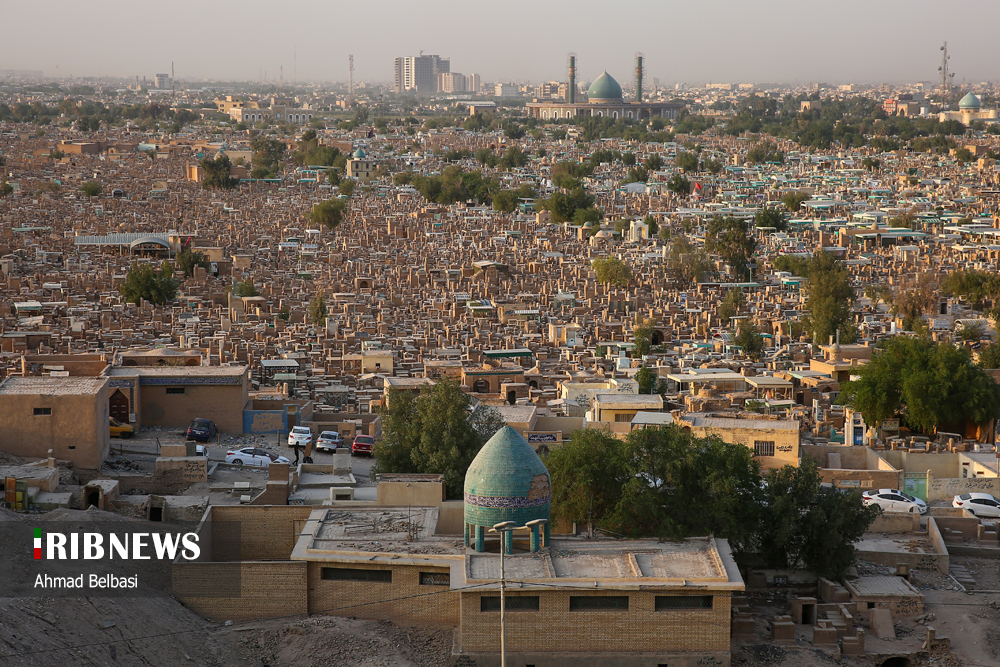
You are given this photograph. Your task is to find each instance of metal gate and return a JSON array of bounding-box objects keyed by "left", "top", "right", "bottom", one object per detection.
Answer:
[{"left": 904, "top": 473, "right": 927, "bottom": 501}]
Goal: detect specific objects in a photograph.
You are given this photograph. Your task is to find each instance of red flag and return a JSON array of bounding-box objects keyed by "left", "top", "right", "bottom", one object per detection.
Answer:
[{"left": 695, "top": 182, "right": 702, "bottom": 190}]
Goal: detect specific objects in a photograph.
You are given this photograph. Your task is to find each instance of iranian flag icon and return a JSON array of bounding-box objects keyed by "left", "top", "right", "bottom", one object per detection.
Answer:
[{"left": 34, "top": 528, "right": 41, "bottom": 559}]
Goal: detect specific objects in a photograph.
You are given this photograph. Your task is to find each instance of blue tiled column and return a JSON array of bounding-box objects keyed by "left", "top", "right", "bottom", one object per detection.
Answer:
[
  {"left": 464, "top": 522, "right": 470, "bottom": 547},
  {"left": 504, "top": 529, "right": 513, "bottom": 554},
  {"left": 474, "top": 525, "right": 484, "bottom": 552},
  {"left": 529, "top": 524, "right": 539, "bottom": 552}
]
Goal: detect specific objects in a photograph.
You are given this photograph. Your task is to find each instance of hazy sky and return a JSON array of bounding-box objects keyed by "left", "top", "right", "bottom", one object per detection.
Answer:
[{"left": 4, "top": 0, "right": 999, "bottom": 86}]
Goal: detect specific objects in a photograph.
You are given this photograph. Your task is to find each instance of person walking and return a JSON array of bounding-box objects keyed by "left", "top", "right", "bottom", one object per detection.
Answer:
[{"left": 293, "top": 442, "right": 300, "bottom": 465}]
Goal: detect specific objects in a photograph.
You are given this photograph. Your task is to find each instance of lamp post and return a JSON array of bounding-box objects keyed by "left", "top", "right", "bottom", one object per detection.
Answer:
[{"left": 489, "top": 521, "right": 516, "bottom": 667}]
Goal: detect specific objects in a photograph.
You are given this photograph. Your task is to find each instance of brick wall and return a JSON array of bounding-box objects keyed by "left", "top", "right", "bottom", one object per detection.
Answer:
[
  {"left": 209, "top": 505, "right": 312, "bottom": 560},
  {"left": 307, "top": 562, "right": 459, "bottom": 625},
  {"left": 459, "top": 590, "right": 731, "bottom": 654},
  {"left": 173, "top": 561, "right": 307, "bottom": 621}
]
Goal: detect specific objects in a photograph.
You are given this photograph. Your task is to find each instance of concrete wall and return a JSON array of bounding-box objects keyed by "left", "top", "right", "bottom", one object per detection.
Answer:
[
  {"left": 208, "top": 505, "right": 312, "bottom": 560},
  {"left": 376, "top": 480, "right": 445, "bottom": 507},
  {"left": 868, "top": 512, "right": 921, "bottom": 534},
  {"left": 459, "top": 590, "right": 731, "bottom": 654},
  {"left": 927, "top": 474, "right": 1000, "bottom": 501},
  {"left": 140, "top": 383, "right": 247, "bottom": 434},
  {"left": 436, "top": 500, "right": 464, "bottom": 535},
  {"left": 689, "top": 423, "right": 798, "bottom": 470},
  {"left": 0, "top": 382, "right": 109, "bottom": 470},
  {"left": 881, "top": 451, "right": 961, "bottom": 478}
]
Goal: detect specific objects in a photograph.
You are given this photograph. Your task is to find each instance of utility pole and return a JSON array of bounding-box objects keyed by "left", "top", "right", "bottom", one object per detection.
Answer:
[
  {"left": 938, "top": 42, "right": 954, "bottom": 92},
  {"left": 490, "top": 521, "right": 516, "bottom": 667}
]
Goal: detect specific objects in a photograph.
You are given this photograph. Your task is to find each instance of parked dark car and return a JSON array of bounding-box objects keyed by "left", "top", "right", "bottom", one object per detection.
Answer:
[{"left": 186, "top": 418, "right": 218, "bottom": 442}]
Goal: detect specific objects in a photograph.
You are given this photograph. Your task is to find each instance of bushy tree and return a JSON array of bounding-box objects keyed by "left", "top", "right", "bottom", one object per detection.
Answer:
[
  {"left": 631, "top": 317, "right": 656, "bottom": 358},
  {"left": 119, "top": 261, "right": 178, "bottom": 306},
  {"left": 675, "top": 151, "right": 699, "bottom": 172},
  {"left": 200, "top": 154, "right": 238, "bottom": 190},
  {"left": 0, "top": 181, "right": 14, "bottom": 198},
  {"left": 754, "top": 208, "right": 787, "bottom": 232},
  {"left": 718, "top": 288, "right": 744, "bottom": 324},
  {"left": 841, "top": 337, "right": 1000, "bottom": 434},
  {"left": 374, "top": 381, "right": 504, "bottom": 498},
  {"left": 781, "top": 192, "right": 810, "bottom": 212},
  {"left": 79, "top": 181, "right": 102, "bottom": 198},
  {"left": 308, "top": 292, "right": 327, "bottom": 325},
  {"left": 706, "top": 216, "right": 756, "bottom": 281},
  {"left": 800, "top": 252, "right": 856, "bottom": 344},
  {"left": 591, "top": 257, "right": 633, "bottom": 287},
  {"left": 734, "top": 320, "right": 766, "bottom": 361},
  {"left": 176, "top": 249, "right": 206, "bottom": 278},
  {"left": 234, "top": 280, "right": 258, "bottom": 297},
  {"left": 310, "top": 198, "right": 348, "bottom": 230}
]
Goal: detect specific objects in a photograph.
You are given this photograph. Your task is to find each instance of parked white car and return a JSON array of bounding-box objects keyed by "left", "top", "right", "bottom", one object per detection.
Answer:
[
  {"left": 287, "top": 426, "right": 313, "bottom": 448},
  {"left": 953, "top": 492, "right": 1000, "bottom": 517},
  {"left": 316, "top": 431, "right": 342, "bottom": 452},
  {"left": 862, "top": 489, "right": 927, "bottom": 514},
  {"left": 225, "top": 447, "right": 290, "bottom": 467}
]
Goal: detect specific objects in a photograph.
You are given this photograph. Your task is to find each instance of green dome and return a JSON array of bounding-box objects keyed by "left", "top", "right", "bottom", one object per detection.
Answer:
[
  {"left": 959, "top": 92, "right": 981, "bottom": 110},
  {"left": 587, "top": 71, "right": 623, "bottom": 102},
  {"left": 353, "top": 147, "right": 367, "bottom": 158},
  {"left": 464, "top": 426, "right": 550, "bottom": 528}
]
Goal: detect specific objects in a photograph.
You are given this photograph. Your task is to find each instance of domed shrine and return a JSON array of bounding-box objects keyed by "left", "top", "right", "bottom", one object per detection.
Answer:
[
  {"left": 464, "top": 426, "right": 551, "bottom": 552},
  {"left": 938, "top": 90, "right": 998, "bottom": 126},
  {"left": 527, "top": 55, "right": 683, "bottom": 121}
]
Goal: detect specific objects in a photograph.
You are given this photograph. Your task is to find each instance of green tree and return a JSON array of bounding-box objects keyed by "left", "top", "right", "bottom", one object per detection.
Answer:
[
  {"left": 799, "top": 252, "right": 855, "bottom": 344},
  {"left": 79, "top": 181, "right": 102, "bottom": 198},
  {"left": 666, "top": 174, "right": 692, "bottom": 195},
  {"left": 234, "top": 280, "right": 259, "bottom": 297},
  {"left": 734, "top": 460, "right": 880, "bottom": 579},
  {"left": 338, "top": 179, "right": 355, "bottom": 197},
  {"left": 734, "top": 320, "right": 765, "bottom": 361},
  {"left": 0, "top": 181, "right": 12, "bottom": 198},
  {"left": 977, "top": 344, "right": 1000, "bottom": 369},
  {"left": 119, "top": 261, "right": 179, "bottom": 306},
  {"left": 644, "top": 154, "right": 664, "bottom": 171},
  {"left": 841, "top": 337, "right": 1000, "bottom": 434},
  {"left": 200, "top": 154, "right": 238, "bottom": 190},
  {"left": 492, "top": 189, "right": 517, "bottom": 213},
  {"left": 718, "top": 288, "right": 745, "bottom": 324},
  {"left": 175, "top": 249, "right": 206, "bottom": 278},
  {"left": 635, "top": 365, "right": 657, "bottom": 394},
  {"left": 754, "top": 208, "right": 787, "bottom": 232},
  {"left": 310, "top": 198, "right": 349, "bottom": 230},
  {"left": 706, "top": 216, "right": 756, "bottom": 281},
  {"left": 374, "top": 381, "right": 504, "bottom": 498},
  {"left": 632, "top": 317, "right": 656, "bottom": 358},
  {"left": 591, "top": 257, "right": 634, "bottom": 288},
  {"left": 781, "top": 192, "right": 810, "bottom": 212},
  {"left": 308, "top": 292, "right": 327, "bottom": 325},
  {"left": 546, "top": 429, "right": 628, "bottom": 535},
  {"left": 539, "top": 187, "right": 595, "bottom": 223},
  {"left": 250, "top": 136, "right": 286, "bottom": 177},
  {"left": 675, "top": 151, "right": 699, "bottom": 172}
]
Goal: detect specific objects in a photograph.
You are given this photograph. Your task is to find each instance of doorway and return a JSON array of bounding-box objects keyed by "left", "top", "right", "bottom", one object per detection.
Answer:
[{"left": 109, "top": 389, "right": 130, "bottom": 423}]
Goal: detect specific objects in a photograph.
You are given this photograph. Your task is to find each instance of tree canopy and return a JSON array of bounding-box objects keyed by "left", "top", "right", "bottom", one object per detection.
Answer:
[
  {"left": 631, "top": 317, "right": 657, "bottom": 358},
  {"left": 79, "top": 181, "right": 102, "bottom": 198},
  {"left": 119, "top": 261, "right": 179, "bottom": 306},
  {"left": 176, "top": 249, "right": 206, "bottom": 278},
  {"left": 591, "top": 257, "right": 634, "bottom": 287},
  {"left": 374, "top": 381, "right": 504, "bottom": 498},
  {"left": 706, "top": 216, "right": 756, "bottom": 281},
  {"left": 840, "top": 337, "right": 1000, "bottom": 434},
  {"left": 308, "top": 292, "right": 327, "bottom": 325},
  {"left": 546, "top": 426, "right": 878, "bottom": 578},
  {"left": 200, "top": 154, "right": 238, "bottom": 190},
  {"left": 310, "top": 198, "right": 349, "bottom": 230}
]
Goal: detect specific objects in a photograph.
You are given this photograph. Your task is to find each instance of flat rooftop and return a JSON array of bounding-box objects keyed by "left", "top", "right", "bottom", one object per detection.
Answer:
[
  {"left": 856, "top": 535, "right": 936, "bottom": 554},
  {"left": 845, "top": 575, "right": 924, "bottom": 599},
  {"left": 107, "top": 366, "right": 248, "bottom": 377},
  {"left": 0, "top": 376, "right": 107, "bottom": 395}
]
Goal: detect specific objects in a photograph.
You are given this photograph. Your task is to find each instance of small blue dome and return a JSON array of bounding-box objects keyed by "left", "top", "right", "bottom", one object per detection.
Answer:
[
  {"left": 464, "top": 426, "right": 550, "bottom": 529},
  {"left": 353, "top": 147, "right": 366, "bottom": 158}
]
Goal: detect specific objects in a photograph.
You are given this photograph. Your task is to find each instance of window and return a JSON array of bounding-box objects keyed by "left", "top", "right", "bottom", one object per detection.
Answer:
[
  {"left": 166, "top": 387, "right": 185, "bottom": 395},
  {"left": 321, "top": 568, "right": 391, "bottom": 583},
  {"left": 481, "top": 596, "right": 539, "bottom": 612},
  {"left": 615, "top": 413, "right": 633, "bottom": 423},
  {"left": 655, "top": 595, "right": 713, "bottom": 610},
  {"left": 33, "top": 407, "right": 51, "bottom": 416},
  {"left": 569, "top": 596, "right": 628, "bottom": 611},
  {"left": 420, "top": 572, "right": 450, "bottom": 586},
  {"left": 753, "top": 441, "right": 775, "bottom": 457}
]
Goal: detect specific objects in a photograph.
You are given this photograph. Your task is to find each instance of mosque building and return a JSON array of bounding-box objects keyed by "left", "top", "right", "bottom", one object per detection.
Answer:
[
  {"left": 938, "top": 92, "right": 999, "bottom": 126},
  {"left": 175, "top": 426, "right": 744, "bottom": 666},
  {"left": 526, "top": 55, "right": 684, "bottom": 121}
]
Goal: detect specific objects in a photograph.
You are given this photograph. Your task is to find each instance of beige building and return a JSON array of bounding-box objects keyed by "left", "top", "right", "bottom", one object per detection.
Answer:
[
  {"left": 684, "top": 416, "right": 800, "bottom": 470},
  {"left": 0, "top": 376, "right": 110, "bottom": 470}
]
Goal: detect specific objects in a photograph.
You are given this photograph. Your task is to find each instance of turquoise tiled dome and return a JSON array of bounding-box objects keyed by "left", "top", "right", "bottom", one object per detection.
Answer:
[
  {"left": 464, "top": 426, "right": 551, "bottom": 528},
  {"left": 587, "top": 71, "right": 623, "bottom": 102},
  {"left": 959, "top": 92, "right": 981, "bottom": 110}
]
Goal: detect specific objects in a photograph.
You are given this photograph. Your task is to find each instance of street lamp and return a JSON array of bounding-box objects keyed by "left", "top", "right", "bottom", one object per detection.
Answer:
[{"left": 488, "top": 521, "right": 516, "bottom": 667}]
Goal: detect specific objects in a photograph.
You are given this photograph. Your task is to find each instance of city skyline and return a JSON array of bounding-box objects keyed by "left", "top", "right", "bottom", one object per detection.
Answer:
[{"left": 2, "top": 0, "right": 1000, "bottom": 86}]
